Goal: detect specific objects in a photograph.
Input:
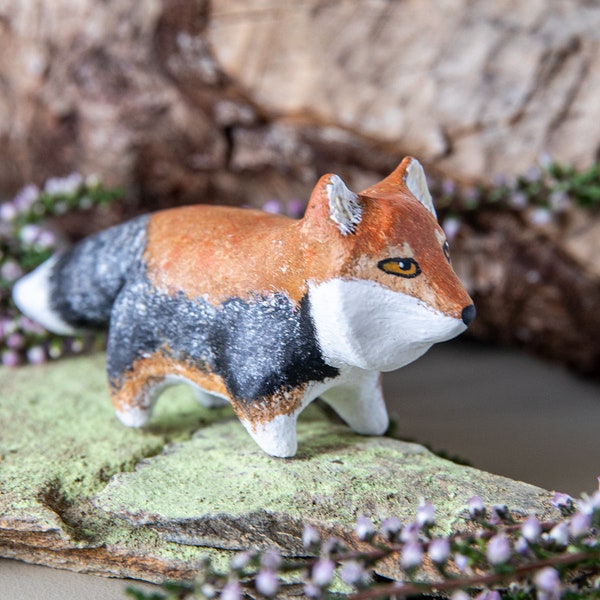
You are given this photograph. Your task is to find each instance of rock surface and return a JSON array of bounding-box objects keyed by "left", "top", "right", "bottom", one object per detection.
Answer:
[{"left": 1, "top": 355, "right": 556, "bottom": 584}]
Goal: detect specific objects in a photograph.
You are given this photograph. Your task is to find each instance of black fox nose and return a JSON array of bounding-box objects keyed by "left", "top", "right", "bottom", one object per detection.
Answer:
[{"left": 461, "top": 304, "right": 476, "bottom": 326}]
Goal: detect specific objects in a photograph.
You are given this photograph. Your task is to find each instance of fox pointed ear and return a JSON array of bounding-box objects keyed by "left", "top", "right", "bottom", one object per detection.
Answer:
[
  {"left": 403, "top": 157, "right": 436, "bottom": 218},
  {"left": 303, "top": 173, "right": 362, "bottom": 235},
  {"left": 361, "top": 156, "right": 437, "bottom": 219}
]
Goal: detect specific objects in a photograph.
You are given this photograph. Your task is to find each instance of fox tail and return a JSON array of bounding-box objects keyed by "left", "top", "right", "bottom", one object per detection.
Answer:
[{"left": 12, "top": 215, "right": 149, "bottom": 335}]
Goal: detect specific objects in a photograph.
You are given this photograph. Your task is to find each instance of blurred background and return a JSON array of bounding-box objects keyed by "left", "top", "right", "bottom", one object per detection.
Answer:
[{"left": 1, "top": 0, "right": 599, "bottom": 597}]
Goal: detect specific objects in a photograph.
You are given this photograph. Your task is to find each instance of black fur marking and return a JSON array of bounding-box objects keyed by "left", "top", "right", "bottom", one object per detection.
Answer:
[
  {"left": 107, "top": 275, "right": 339, "bottom": 403},
  {"left": 50, "top": 216, "right": 150, "bottom": 329}
]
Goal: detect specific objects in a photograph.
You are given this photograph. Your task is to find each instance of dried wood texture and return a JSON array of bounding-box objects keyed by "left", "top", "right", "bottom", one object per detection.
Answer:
[{"left": 0, "top": 0, "right": 599, "bottom": 373}]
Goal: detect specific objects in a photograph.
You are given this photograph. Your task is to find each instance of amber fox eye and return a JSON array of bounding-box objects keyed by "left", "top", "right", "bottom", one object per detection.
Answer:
[
  {"left": 377, "top": 257, "right": 421, "bottom": 278},
  {"left": 443, "top": 240, "right": 451, "bottom": 263}
]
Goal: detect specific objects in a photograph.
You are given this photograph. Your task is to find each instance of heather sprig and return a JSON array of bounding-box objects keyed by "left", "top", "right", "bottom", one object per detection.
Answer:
[
  {"left": 0, "top": 173, "right": 120, "bottom": 366},
  {"left": 126, "top": 483, "right": 600, "bottom": 599}
]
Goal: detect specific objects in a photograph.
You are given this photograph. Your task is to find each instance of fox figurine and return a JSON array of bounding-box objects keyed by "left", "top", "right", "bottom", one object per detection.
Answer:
[{"left": 13, "top": 157, "right": 475, "bottom": 457}]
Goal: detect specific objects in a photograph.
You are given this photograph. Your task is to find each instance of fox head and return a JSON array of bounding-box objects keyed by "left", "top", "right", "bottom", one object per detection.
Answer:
[{"left": 301, "top": 157, "right": 475, "bottom": 372}]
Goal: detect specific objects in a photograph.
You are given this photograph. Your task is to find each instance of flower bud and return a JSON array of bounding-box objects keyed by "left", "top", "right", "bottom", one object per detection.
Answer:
[
  {"left": 428, "top": 538, "right": 450, "bottom": 565},
  {"left": 416, "top": 501, "right": 435, "bottom": 528},
  {"left": 468, "top": 496, "right": 486, "bottom": 519},
  {"left": 486, "top": 535, "right": 511, "bottom": 565},
  {"left": 355, "top": 516, "right": 375, "bottom": 541},
  {"left": 521, "top": 516, "right": 541, "bottom": 543},
  {"left": 312, "top": 559, "right": 335, "bottom": 587},
  {"left": 400, "top": 542, "right": 423, "bottom": 570},
  {"left": 256, "top": 570, "right": 279, "bottom": 597}
]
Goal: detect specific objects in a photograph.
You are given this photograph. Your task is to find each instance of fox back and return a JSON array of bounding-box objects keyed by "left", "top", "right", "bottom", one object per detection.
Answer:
[{"left": 13, "top": 157, "right": 475, "bottom": 457}]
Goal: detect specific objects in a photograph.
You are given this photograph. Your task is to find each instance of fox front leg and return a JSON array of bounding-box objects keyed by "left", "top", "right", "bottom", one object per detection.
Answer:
[{"left": 320, "top": 369, "right": 389, "bottom": 436}]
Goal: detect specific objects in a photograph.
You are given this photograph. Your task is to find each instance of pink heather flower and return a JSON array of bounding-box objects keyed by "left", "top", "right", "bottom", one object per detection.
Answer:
[
  {"left": 521, "top": 516, "right": 542, "bottom": 543},
  {"left": 2, "top": 349, "right": 20, "bottom": 367},
  {"left": 37, "top": 229, "right": 57, "bottom": 249},
  {"left": 551, "top": 492, "right": 574, "bottom": 512},
  {"left": 260, "top": 549, "right": 281, "bottom": 571},
  {"left": 26, "top": 346, "right": 46, "bottom": 365},
  {"left": 381, "top": 516, "right": 402, "bottom": 539},
  {"left": 221, "top": 580, "right": 242, "bottom": 600},
  {"left": 355, "top": 516, "right": 375, "bottom": 541},
  {"left": 230, "top": 551, "right": 251, "bottom": 571},
  {"left": 262, "top": 199, "right": 282, "bottom": 214},
  {"left": 486, "top": 534, "right": 511, "bottom": 565},
  {"left": 428, "top": 538, "right": 450, "bottom": 564},
  {"left": 400, "top": 541, "right": 423, "bottom": 570},
  {"left": 455, "top": 553, "right": 469, "bottom": 572},
  {"left": 475, "top": 591, "right": 501, "bottom": 600},
  {"left": 399, "top": 520, "right": 420, "bottom": 543},
  {"left": 452, "top": 592, "right": 470, "bottom": 600},
  {"left": 20, "top": 316, "right": 45, "bottom": 334},
  {"left": 577, "top": 490, "right": 600, "bottom": 515},
  {"left": 255, "top": 569, "right": 279, "bottom": 597},
  {"left": 304, "top": 582, "right": 322, "bottom": 598},
  {"left": 312, "top": 559, "right": 335, "bottom": 587},
  {"left": 287, "top": 198, "right": 304, "bottom": 218},
  {"left": 1, "top": 259, "right": 23, "bottom": 282},
  {"left": 6, "top": 333, "right": 25, "bottom": 349},
  {"left": 0, "top": 202, "right": 17, "bottom": 221},
  {"left": 340, "top": 561, "right": 365, "bottom": 586},
  {"left": 44, "top": 173, "right": 83, "bottom": 196},
  {"left": 510, "top": 191, "right": 528, "bottom": 209},
  {"left": 515, "top": 536, "right": 529, "bottom": 556},
  {"left": 548, "top": 522, "right": 569, "bottom": 547},
  {"left": 302, "top": 525, "right": 320, "bottom": 549},
  {"left": 416, "top": 501, "right": 435, "bottom": 528},
  {"left": 570, "top": 512, "right": 592, "bottom": 538},
  {"left": 442, "top": 216, "right": 461, "bottom": 241},
  {"left": 468, "top": 496, "right": 486, "bottom": 519},
  {"left": 534, "top": 567, "right": 561, "bottom": 598},
  {"left": 19, "top": 223, "right": 42, "bottom": 245},
  {"left": 13, "top": 184, "right": 40, "bottom": 212},
  {"left": 529, "top": 207, "right": 552, "bottom": 227}
]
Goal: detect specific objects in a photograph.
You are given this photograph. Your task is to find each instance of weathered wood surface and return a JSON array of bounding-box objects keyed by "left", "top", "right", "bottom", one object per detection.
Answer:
[{"left": 1, "top": 0, "right": 599, "bottom": 374}]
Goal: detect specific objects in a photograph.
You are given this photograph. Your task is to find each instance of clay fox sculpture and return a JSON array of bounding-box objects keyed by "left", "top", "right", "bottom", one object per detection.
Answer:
[{"left": 13, "top": 157, "right": 475, "bottom": 457}]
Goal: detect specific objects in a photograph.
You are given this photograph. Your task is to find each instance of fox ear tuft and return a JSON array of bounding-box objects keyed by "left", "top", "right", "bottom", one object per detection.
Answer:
[
  {"left": 327, "top": 174, "right": 362, "bottom": 235},
  {"left": 404, "top": 157, "right": 436, "bottom": 218}
]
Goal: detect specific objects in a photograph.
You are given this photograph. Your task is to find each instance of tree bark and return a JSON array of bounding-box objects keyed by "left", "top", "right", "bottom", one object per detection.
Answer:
[{"left": 0, "top": 0, "right": 599, "bottom": 375}]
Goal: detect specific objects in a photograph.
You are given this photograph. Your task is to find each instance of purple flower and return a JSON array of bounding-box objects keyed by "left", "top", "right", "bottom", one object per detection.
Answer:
[
  {"left": 428, "top": 538, "right": 450, "bottom": 564},
  {"left": 1, "top": 260, "right": 23, "bottom": 282},
  {"left": 468, "top": 496, "right": 486, "bottom": 519},
  {"left": 548, "top": 522, "right": 569, "bottom": 547},
  {"left": 287, "top": 199, "right": 304, "bottom": 218},
  {"left": 515, "top": 536, "right": 529, "bottom": 556},
  {"left": 260, "top": 549, "right": 281, "bottom": 571},
  {"left": 528, "top": 207, "right": 552, "bottom": 227},
  {"left": 340, "top": 561, "right": 365, "bottom": 586},
  {"left": 302, "top": 525, "right": 320, "bottom": 549},
  {"left": 452, "top": 592, "right": 470, "bottom": 600},
  {"left": 44, "top": 173, "right": 83, "bottom": 196},
  {"left": 534, "top": 567, "right": 561, "bottom": 599},
  {"left": 230, "top": 551, "right": 251, "bottom": 571},
  {"left": 262, "top": 199, "right": 282, "bottom": 214},
  {"left": 577, "top": 490, "right": 600, "bottom": 516},
  {"left": 416, "top": 501, "right": 435, "bottom": 528},
  {"left": 381, "top": 516, "right": 402, "bottom": 539},
  {"left": 19, "top": 223, "right": 42, "bottom": 245},
  {"left": 509, "top": 191, "right": 528, "bottom": 209},
  {"left": 486, "top": 534, "right": 511, "bottom": 565},
  {"left": 2, "top": 349, "right": 20, "bottom": 367},
  {"left": 304, "top": 582, "right": 322, "bottom": 598},
  {"left": 400, "top": 541, "right": 423, "bottom": 570},
  {"left": 355, "top": 516, "right": 375, "bottom": 541},
  {"left": 521, "top": 516, "right": 541, "bottom": 543},
  {"left": 26, "top": 346, "right": 46, "bottom": 365},
  {"left": 312, "top": 559, "right": 335, "bottom": 587},
  {"left": 20, "top": 317, "right": 46, "bottom": 335},
  {"left": 442, "top": 178, "right": 456, "bottom": 196},
  {"left": 221, "top": 580, "right": 242, "bottom": 600},
  {"left": 570, "top": 512, "right": 591, "bottom": 538},
  {"left": 442, "top": 216, "right": 461, "bottom": 241},
  {"left": 454, "top": 553, "right": 469, "bottom": 572},
  {"left": 0, "top": 202, "right": 17, "bottom": 221},
  {"left": 13, "top": 184, "right": 40, "bottom": 212},
  {"left": 475, "top": 591, "right": 501, "bottom": 600},
  {"left": 399, "top": 520, "right": 420, "bottom": 543},
  {"left": 551, "top": 492, "right": 574, "bottom": 513},
  {"left": 6, "top": 333, "right": 25, "bottom": 350},
  {"left": 255, "top": 569, "right": 279, "bottom": 597}
]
